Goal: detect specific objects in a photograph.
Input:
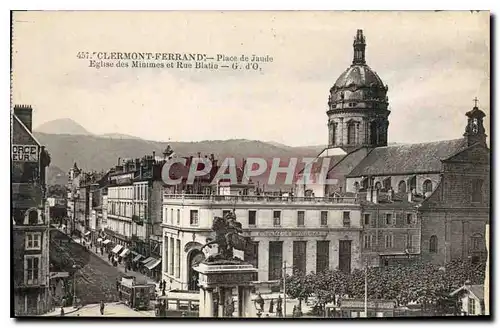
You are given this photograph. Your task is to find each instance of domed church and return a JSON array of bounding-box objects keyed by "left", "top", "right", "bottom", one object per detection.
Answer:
[
  {"left": 297, "top": 29, "right": 490, "bottom": 266},
  {"left": 327, "top": 29, "right": 390, "bottom": 151}
]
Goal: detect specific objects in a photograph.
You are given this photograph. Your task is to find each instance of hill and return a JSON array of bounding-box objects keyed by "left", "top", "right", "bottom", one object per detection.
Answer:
[
  {"left": 35, "top": 118, "right": 91, "bottom": 135},
  {"left": 99, "top": 133, "right": 142, "bottom": 140},
  {"left": 35, "top": 133, "right": 323, "bottom": 189}
]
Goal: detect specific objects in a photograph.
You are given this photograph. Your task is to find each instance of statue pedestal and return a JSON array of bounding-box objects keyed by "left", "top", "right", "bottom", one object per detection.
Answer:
[{"left": 194, "top": 262, "right": 258, "bottom": 318}]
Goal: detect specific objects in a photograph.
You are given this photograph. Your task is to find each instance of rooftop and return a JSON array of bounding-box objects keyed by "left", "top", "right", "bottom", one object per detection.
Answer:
[{"left": 347, "top": 138, "right": 467, "bottom": 177}]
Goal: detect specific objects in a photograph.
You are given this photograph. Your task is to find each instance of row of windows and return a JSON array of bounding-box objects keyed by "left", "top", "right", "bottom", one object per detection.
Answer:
[
  {"left": 354, "top": 178, "right": 433, "bottom": 194},
  {"left": 363, "top": 233, "right": 420, "bottom": 250},
  {"left": 108, "top": 183, "right": 148, "bottom": 201},
  {"left": 427, "top": 234, "right": 484, "bottom": 253},
  {"left": 362, "top": 212, "right": 417, "bottom": 226},
  {"left": 163, "top": 208, "right": 181, "bottom": 225},
  {"left": 166, "top": 209, "right": 352, "bottom": 227},
  {"left": 108, "top": 201, "right": 147, "bottom": 219},
  {"left": 267, "top": 239, "right": 352, "bottom": 280},
  {"left": 267, "top": 240, "right": 333, "bottom": 280}
]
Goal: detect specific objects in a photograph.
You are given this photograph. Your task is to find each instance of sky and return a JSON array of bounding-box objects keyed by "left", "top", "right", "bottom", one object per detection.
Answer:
[{"left": 11, "top": 11, "right": 490, "bottom": 147}]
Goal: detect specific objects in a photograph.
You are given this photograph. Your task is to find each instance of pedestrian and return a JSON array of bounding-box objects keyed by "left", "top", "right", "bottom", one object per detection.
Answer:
[
  {"left": 269, "top": 299, "right": 274, "bottom": 313},
  {"left": 100, "top": 300, "right": 105, "bottom": 315},
  {"left": 116, "top": 280, "right": 120, "bottom": 291},
  {"left": 60, "top": 306, "right": 65, "bottom": 316}
]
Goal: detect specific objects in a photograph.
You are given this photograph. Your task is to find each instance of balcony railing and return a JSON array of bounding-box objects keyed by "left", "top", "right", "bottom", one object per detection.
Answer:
[{"left": 163, "top": 193, "right": 358, "bottom": 204}]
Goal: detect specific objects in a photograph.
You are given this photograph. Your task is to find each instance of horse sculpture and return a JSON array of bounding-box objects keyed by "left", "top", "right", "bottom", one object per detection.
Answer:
[{"left": 200, "top": 211, "right": 256, "bottom": 261}]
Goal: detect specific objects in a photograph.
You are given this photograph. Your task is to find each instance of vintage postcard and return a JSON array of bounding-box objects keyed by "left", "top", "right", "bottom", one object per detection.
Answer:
[{"left": 10, "top": 11, "right": 490, "bottom": 318}]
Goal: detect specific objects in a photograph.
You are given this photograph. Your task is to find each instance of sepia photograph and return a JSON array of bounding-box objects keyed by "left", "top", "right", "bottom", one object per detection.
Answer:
[{"left": 10, "top": 10, "right": 490, "bottom": 319}]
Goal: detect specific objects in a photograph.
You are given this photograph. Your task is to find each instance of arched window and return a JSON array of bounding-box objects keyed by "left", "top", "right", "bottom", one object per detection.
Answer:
[
  {"left": 429, "top": 235, "right": 438, "bottom": 253},
  {"left": 347, "top": 123, "right": 356, "bottom": 145},
  {"left": 375, "top": 182, "right": 382, "bottom": 190},
  {"left": 353, "top": 182, "right": 360, "bottom": 192},
  {"left": 398, "top": 181, "right": 407, "bottom": 193},
  {"left": 370, "top": 121, "right": 378, "bottom": 145},
  {"left": 383, "top": 177, "right": 392, "bottom": 191},
  {"left": 409, "top": 176, "right": 417, "bottom": 193},
  {"left": 331, "top": 123, "right": 337, "bottom": 145},
  {"left": 423, "top": 179, "right": 433, "bottom": 193},
  {"left": 28, "top": 210, "right": 38, "bottom": 225}
]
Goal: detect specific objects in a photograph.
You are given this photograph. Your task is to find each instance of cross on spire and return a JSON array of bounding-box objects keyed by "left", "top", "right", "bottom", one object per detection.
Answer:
[{"left": 473, "top": 97, "right": 479, "bottom": 107}]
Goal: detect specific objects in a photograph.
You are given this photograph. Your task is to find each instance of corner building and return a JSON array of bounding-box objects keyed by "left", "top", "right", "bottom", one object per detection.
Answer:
[
  {"left": 162, "top": 191, "right": 363, "bottom": 291},
  {"left": 12, "top": 105, "right": 52, "bottom": 315}
]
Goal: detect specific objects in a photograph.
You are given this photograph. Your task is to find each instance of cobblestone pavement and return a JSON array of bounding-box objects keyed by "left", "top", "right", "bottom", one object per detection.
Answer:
[{"left": 44, "top": 302, "right": 155, "bottom": 317}]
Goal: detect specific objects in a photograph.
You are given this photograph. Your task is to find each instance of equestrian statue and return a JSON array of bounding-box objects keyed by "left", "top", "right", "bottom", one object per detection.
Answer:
[{"left": 200, "top": 211, "right": 256, "bottom": 262}]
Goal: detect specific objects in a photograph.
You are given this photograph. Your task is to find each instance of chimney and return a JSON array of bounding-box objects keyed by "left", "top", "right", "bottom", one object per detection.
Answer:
[
  {"left": 408, "top": 191, "right": 413, "bottom": 203},
  {"left": 118, "top": 157, "right": 121, "bottom": 165},
  {"left": 14, "top": 105, "right": 33, "bottom": 132},
  {"left": 372, "top": 188, "right": 379, "bottom": 204},
  {"left": 152, "top": 151, "right": 156, "bottom": 160},
  {"left": 366, "top": 186, "right": 373, "bottom": 202},
  {"left": 388, "top": 187, "right": 394, "bottom": 202}
]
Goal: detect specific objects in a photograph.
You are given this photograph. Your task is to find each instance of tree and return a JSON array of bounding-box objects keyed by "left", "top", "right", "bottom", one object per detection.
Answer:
[{"left": 284, "top": 270, "right": 316, "bottom": 310}]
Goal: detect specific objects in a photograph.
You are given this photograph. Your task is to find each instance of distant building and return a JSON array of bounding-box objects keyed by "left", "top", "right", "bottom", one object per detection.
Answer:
[{"left": 11, "top": 105, "right": 52, "bottom": 315}]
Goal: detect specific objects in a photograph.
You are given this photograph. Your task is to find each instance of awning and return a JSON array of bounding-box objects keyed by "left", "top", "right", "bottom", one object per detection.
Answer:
[
  {"left": 111, "top": 245, "right": 123, "bottom": 254},
  {"left": 97, "top": 238, "right": 103, "bottom": 242},
  {"left": 102, "top": 239, "right": 111, "bottom": 245},
  {"left": 141, "top": 256, "right": 155, "bottom": 265},
  {"left": 132, "top": 254, "right": 143, "bottom": 262},
  {"left": 145, "top": 259, "right": 161, "bottom": 270},
  {"left": 50, "top": 272, "right": 69, "bottom": 279},
  {"left": 119, "top": 248, "right": 130, "bottom": 257}
]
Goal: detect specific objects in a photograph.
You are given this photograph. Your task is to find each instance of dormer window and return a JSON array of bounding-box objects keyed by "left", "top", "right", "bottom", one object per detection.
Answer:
[{"left": 24, "top": 208, "right": 43, "bottom": 225}]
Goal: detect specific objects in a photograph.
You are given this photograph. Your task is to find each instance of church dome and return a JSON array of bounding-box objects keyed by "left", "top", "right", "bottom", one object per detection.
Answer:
[{"left": 328, "top": 30, "right": 389, "bottom": 110}]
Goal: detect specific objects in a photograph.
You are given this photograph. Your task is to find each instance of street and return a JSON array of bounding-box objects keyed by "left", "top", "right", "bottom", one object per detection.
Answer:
[
  {"left": 50, "top": 228, "right": 158, "bottom": 306},
  {"left": 43, "top": 302, "right": 155, "bottom": 317}
]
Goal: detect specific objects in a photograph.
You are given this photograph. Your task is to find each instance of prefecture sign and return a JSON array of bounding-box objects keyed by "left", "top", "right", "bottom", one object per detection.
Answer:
[
  {"left": 12, "top": 144, "right": 39, "bottom": 162},
  {"left": 255, "top": 230, "right": 329, "bottom": 237}
]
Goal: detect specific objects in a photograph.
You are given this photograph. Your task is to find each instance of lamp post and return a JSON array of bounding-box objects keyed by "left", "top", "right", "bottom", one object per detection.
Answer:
[
  {"left": 364, "top": 259, "right": 368, "bottom": 318},
  {"left": 72, "top": 264, "right": 81, "bottom": 308},
  {"left": 282, "top": 261, "right": 293, "bottom": 318}
]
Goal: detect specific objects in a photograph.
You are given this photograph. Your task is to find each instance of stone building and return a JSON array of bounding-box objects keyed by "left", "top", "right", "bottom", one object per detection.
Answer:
[
  {"left": 161, "top": 156, "right": 364, "bottom": 291},
  {"left": 103, "top": 153, "right": 169, "bottom": 279},
  {"left": 11, "top": 105, "right": 52, "bottom": 315}
]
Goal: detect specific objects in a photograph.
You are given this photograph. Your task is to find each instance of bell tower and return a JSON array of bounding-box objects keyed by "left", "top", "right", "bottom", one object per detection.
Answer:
[{"left": 463, "top": 98, "right": 487, "bottom": 146}]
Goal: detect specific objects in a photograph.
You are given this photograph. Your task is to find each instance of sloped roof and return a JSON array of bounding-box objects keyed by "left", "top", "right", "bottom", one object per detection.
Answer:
[
  {"left": 450, "top": 284, "right": 484, "bottom": 301},
  {"left": 347, "top": 138, "right": 467, "bottom": 177},
  {"left": 13, "top": 115, "right": 41, "bottom": 146},
  {"left": 297, "top": 155, "right": 346, "bottom": 175}
]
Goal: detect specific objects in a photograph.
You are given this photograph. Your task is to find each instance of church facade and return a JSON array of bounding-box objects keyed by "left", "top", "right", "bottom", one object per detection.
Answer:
[{"left": 298, "top": 29, "right": 490, "bottom": 267}]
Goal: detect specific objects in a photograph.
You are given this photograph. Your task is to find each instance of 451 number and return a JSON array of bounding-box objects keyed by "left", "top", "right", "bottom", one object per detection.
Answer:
[{"left": 76, "top": 52, "right": 91, "bottom": 59}]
